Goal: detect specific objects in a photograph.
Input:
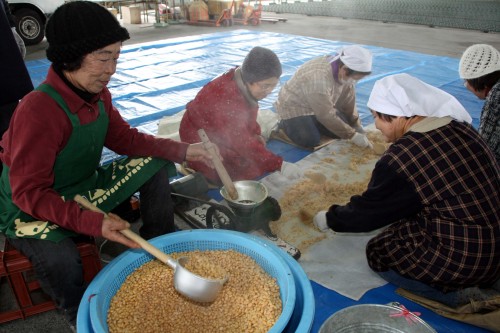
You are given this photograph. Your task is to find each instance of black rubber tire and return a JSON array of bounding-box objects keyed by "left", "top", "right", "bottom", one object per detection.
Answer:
[{"left": 14, "top": 8, "right": 45, "bottom": 45}]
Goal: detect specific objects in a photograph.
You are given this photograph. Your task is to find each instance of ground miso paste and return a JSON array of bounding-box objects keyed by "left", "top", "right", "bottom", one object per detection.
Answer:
[{"left": 107, "top": 250, "right": 281, "bottom": 333}]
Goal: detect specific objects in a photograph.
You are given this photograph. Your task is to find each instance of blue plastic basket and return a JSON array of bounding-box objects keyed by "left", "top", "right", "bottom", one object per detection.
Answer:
[
  {"left": 252, "top": 234, "right": 315, "bottom": 333},
  {"left": 87, "top": 229, "right": 296, "bottom": 333},
  {"left": 274, "top": 244, "right": 315, "bottom": 333}
]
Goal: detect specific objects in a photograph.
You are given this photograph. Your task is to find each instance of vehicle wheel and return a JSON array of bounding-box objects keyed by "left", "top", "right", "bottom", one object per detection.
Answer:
[{"left": 14, "top": 8, "right": 45, "bottom": 45}]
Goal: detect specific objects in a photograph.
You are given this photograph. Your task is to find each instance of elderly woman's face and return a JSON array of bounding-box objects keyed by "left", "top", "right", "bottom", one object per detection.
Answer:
[
  {"left": 247, "top": 77, "right": 279, "bottom": 101},
  {"left": 371, "top": 110, "right": 404, "bottom": 143},
  {"left": 65, "top": 42, "right": 121, "bottom": 94}
]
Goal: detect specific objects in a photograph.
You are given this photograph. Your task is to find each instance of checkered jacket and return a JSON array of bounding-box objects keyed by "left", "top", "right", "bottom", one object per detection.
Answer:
[
  {"left": 367, "top": 121, "right": 500, "bottom": 292},
  {"left": 479, "top": 80, "right": 500, "bottom": 163}
]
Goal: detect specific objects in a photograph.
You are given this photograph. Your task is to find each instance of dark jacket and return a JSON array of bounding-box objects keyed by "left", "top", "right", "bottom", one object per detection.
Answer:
[{"left": 0, "top": 0, "right": 33, "bottom": 137}]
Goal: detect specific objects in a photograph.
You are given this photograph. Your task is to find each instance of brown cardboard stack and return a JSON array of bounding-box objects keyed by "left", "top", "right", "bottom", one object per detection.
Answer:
[{"left": 122, "top": 5, "right": 142, "bottom": 24}]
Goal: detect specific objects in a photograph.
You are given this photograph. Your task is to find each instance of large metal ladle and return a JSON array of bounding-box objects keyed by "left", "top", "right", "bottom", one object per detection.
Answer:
[{"left": 74, "top": 195, "right": 228, "bottom": 303}]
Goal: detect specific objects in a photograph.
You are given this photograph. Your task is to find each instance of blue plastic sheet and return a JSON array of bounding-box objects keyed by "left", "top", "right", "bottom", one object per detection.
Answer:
[
  {"left": 26, "top": 30, "right": 488, "bottom": 333},
  {"left": 26, "top": 30, "right": 483, "bottom": 133}
]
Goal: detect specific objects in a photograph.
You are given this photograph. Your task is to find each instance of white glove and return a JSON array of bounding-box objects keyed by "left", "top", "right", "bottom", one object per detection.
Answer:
[
  {"left": 280, "top": 161, "right": 303, "bottom": 179},
  {"left": 313, "top": 210, "right": 329, "bottom": 232},
  {"left": 12, "top": 27, "right": 26, "bottom": 59},
  {"left": 351, "top": 132, "right": 373, "bottom": 149}
]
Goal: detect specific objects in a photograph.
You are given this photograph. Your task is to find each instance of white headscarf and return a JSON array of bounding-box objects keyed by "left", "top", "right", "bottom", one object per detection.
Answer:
[
  {"left": 329, "top": 45, "right": 372, "bottom": 72},
  {"left": 367, "top": 73, "right": 472, "bottom": 123}
]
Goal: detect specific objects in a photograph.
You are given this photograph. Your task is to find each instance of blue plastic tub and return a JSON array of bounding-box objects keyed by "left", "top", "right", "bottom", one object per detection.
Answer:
[
  {"left": 77, "top": 229, "right": 315, "bottom": 332},
  {"left": 77, "top": 254, "right": 315, "bottom": 333},
  {"left": 81, "top": 229, "right": 296, "bottom": 332},
  {"left": 277, "top": 247, "right": 315, "bottom": 333}
]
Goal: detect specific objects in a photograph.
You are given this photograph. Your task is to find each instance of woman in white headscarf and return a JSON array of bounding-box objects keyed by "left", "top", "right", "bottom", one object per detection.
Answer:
[
  {"left": 274, "top": 45, "right": 374, "bottom": 148},
  {"left": 314, "top": 73, "right": 500, "bottom": 307}
]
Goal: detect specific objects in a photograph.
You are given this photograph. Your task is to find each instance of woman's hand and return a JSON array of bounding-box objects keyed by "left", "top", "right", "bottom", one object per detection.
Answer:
[
  {"left": 185, "top": 142, "right": 222, "bottom": 168},
  {"left": 101, "top": 213, "right": 140, "bottom": 249}
]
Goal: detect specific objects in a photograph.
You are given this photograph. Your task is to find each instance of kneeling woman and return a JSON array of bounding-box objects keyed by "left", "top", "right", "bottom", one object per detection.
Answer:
[
  {"left": 314, "top": 73, "right": 499, "bottom": 307},
  {"left": 179, "top": 46, "right": 302, "bottom": 183}
]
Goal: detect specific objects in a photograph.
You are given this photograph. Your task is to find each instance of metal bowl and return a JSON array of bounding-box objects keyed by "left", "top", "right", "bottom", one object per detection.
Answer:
[
  {"left": 319, "top": 304, "right": 436, "bottom": 333},
  {"left": 220, "top": 180, "right": 268, "bottom": 210}
]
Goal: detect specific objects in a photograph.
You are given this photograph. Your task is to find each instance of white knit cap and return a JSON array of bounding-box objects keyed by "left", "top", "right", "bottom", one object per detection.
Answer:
[
  {"left": 339, "top": 45, "right": 372, "bottom": 72},
  {"left": 367, "top": 73, "right": 472, "bottom": 123},
  {"left": 459, "top": 44, "right": 500, "bottom": 79}
]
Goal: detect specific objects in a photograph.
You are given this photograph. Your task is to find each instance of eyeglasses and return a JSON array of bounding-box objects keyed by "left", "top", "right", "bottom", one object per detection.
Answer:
[{"left": 255, "top": 81, "right": 280, "bottom": 91}]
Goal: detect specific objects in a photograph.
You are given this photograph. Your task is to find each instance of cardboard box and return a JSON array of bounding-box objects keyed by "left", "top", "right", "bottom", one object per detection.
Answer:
[{"left": 122, "top": 5, "right": 141, "bottom": 24}]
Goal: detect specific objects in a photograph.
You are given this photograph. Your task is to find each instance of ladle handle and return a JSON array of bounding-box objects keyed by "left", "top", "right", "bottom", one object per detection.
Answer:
[
  {"left": 73, "top": 195, "right": 177, "bottom": 268},
  {"left": 197, "top": 128, "right": 238, "bottom": 200}
]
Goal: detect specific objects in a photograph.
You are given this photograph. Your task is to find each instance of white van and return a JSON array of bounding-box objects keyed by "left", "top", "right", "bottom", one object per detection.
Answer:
[{"left": 8, "top": 0, "right": 64, "bottom": 45}]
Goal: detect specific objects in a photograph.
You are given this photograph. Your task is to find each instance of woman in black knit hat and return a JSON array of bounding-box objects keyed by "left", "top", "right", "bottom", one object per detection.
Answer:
[
  {"left": 0, "top": 1, "right": 217, "bottom": 329},
  {"left": 179, "top": 46, "right": 303, "bottom": 184}
]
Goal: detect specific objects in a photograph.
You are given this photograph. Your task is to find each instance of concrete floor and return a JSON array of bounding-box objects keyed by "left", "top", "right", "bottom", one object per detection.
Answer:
[{"left": 2, "top": 11, "right": 500, "bottom": 333}]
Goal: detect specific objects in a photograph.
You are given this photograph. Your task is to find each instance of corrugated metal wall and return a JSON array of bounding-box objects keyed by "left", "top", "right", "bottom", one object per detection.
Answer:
[{"left": 263, "top": 0, "right": 500, "bottom": 32}]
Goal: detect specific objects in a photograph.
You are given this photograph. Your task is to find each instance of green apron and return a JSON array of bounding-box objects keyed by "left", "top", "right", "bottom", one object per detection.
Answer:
[{"left": 0, "top": 84, "right": 175, "bottom": 242}]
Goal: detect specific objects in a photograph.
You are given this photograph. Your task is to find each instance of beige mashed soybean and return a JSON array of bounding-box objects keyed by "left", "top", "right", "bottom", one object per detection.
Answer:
[
  {"left": 107, "top": 250, "right": 281, "bottom": 333},
  {"left": 271, "top": 131, "right": 387, "bottom": 251}
]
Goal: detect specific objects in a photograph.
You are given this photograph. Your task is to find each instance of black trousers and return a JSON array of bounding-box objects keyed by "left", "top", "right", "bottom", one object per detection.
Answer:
[{"left": 138, "top": 165, "right": 175, "bottom": 238}]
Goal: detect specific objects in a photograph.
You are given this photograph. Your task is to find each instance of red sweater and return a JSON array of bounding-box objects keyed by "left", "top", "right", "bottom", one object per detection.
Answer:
[
  {"left": 179, "top": 68, "right": 283, "bottom": 184},
  {"left": 0, "top": 67, "right": 188, "bottom": 237}
]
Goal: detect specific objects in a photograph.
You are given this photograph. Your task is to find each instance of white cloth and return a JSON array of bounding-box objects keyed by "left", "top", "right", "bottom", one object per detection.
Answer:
[
  {"left": 299, "top": 232, "right": 387, "bottom": 301},
  {"left": 256, "top": 108, "right": 279, "bottom": 140},
  {"left": 367, "top": 73, "right": 472, "bottom": 123},
  {"left": 280, "top": 161, "right": 303, "bottom": 179},
  {"left": 330, "top": 45, "right": 372, "bottom": 72},
  {"left": 156, "top": 110, "right": 185, "bottom": 140},
  {"left": 157, "top": 108, "right": 278, "bottom": 141}
]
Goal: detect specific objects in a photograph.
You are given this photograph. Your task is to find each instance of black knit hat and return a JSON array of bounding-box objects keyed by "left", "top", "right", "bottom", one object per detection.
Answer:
[
  {"left": 45, "top": 1, "right": 130, "bottom": 64},
  {"left": 241, "top": 47, "right": 282, "bottom": 83}
]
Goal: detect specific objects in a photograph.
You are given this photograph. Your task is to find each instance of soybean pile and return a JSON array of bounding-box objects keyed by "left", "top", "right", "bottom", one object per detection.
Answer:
[{"left": 108, "top": 250, "right": 282, "bottom": 333}]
